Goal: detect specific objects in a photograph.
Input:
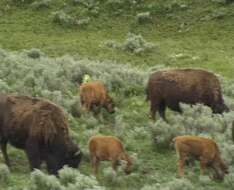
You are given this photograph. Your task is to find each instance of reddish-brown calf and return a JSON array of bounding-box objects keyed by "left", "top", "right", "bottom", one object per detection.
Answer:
[
  {"left": 79, "top": 81, "right": 115, "bottom": 114},
  {"left": 173, "top": 135, "right": 228, "bottom": 180},
  {"left": 88, "top": 135, "right": 132, "bottom": 176}
]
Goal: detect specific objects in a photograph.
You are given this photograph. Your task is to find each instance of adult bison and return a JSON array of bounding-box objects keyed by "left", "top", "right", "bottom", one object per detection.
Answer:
[
  {"left": 79, "top": 81, "right": 115, "bottom": 114},
  {"left": 0, "top": 94, "right": 82, "bottom": 175},
  {"left": 146, "top": 69, "right": 229, "bottom": 120}
]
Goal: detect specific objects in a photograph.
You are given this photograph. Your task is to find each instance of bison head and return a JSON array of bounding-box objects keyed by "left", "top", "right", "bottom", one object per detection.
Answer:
[
  {"left": 211, "top": 159, "right": 228, "bottom": 181},
  {"left": 104, "top": 96, "right": 115, "bottom": 114},
  {"left": 214, "top": 103, "right": 229, "bottom": 114},
  {"left": 46, "top": 139, "right": 82, "bottom": 175}
]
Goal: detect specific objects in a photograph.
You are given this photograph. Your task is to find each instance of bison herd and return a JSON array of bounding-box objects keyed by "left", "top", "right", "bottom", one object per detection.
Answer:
[{"left": 0, "top": 68, "right": 232, "bottom": 181}]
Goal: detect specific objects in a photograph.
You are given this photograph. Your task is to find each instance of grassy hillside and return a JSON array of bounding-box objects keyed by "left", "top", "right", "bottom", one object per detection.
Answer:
[{"left": 0, "top": 0, "right": 234, "bottom": 190}]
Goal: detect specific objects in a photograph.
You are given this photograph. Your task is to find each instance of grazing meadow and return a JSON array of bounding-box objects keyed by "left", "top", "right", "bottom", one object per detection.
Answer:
[{"left": 0, "top": 0, "right": 234, "bottom": 189}]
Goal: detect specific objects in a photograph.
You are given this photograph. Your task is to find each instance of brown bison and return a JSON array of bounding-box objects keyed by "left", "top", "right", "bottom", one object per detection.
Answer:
[
  {"left": 88, "top": 135, "right": 132, "bottom": 176},
  {"left": 173, "top": 135, "right": 228, "bottom": 180},
  {"left": 146, "top": 69, "right": 229, "bottom": 120},
  {"left": 79, "top": 81, "right": 115, "bottom": 114},
  {"left": 0, "top": 94, "right": 82, "bottom": 175}
]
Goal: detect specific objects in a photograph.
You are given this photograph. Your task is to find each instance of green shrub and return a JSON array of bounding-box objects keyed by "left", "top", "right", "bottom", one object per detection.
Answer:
[
  {"left": 52, "top": 10, "right": 90, "bottom": 27},
  {"left": 29, "top": 170, "right": 62, "bottom": 190},
  {"left": 0, "top": 164, "right": 10, "bottom": 184},
  {"left": 105, "top": 33, "right": 157, "bottom": 54},
  {"left": 224, "top": 172, "right": 234, "bottom": 188},
  {"left": 136, "top": 12, "right": 152, "bottom": 24},
  {"left": 141, "top": 178, "right": 195, "bottom": 190},
  {"left": 23, "top": 48, "right": 45, "bottom": 59},
  {"left": 151, "top": 103, "right": 234, "bottom": 149},
  {"left": 28, "top": 167, "right": 105, "bottom": 190},
  {"left": 31, "top": 0, "right": 51, "bottom": 10}
]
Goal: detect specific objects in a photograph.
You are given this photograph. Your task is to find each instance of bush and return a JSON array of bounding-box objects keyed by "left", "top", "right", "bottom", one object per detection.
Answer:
[
  {"left": 23, "top": 48, "right": 45, "bottom": 59},
  {"left": 52, "top": 10, "right": 90, "bottom": 27},
  {"left": 28, "top": 167, "right": 105, "bottom": 190},
  {"left": 29, "top": 170, "right": 62, "bottom": 190},
  {"left": 224, "top": 172, "right": 234, "bottom": 188},
  {"left": 31, "top": 0, "right": 51, "bottom": 10},
  {"left": 105, "top": 33, "right": 157, "bottom": 54},
  {"left": 141, "top": 178, "right": 195, "bottom": 190},
  {"left": 0, "top": 164, "right": 10, "bottom": 184},
  {"left": 136, "top": 12, "right": 152, "bottom": 24},
  {"left": 0, "top": 48, "right": 146, "bottom": 107},
  {"left": 151, "top": 103, "right": 234, "bottom": 149}
]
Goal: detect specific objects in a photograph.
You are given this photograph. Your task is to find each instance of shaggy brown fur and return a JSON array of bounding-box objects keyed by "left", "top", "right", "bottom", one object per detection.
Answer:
[
  {"left": 0, "top": 94, "right": 82, "bottom": 175},
  {"left": 88, "top": 135, "right": 132, "bottom": 176},
  {"left": 146, "top": 69, "right": 229, "bottom": 120},
  {"left": 79, "top": 81, "right": 115, "bottom": 114},
  {"left": 173, "top": 135, "right": 228, "bottom": 180}
]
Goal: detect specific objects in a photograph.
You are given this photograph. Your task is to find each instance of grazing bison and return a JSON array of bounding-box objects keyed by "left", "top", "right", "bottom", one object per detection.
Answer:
[
  {"left": 0, "top": 94, "right": 82, "bottom": 175},
  {"left": 88, "top": 135, "right": 132, "bottom": 176},
  {"left": 146, "top": 69, "right": 229, "bottom": 120},
  {"left": 173, "top": 135, "right": 228, "bottom": 180},
  {"left": 79, "top": 81, "right": 115, "bottom": 114}
]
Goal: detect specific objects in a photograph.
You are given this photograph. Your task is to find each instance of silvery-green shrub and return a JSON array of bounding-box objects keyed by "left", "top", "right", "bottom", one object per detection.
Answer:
[
  {"left": 105, "top": 33, "right": 157, "bottom": 54},
  {"left": 31, "top": 0, "right": 51, "bottom": 9},
  {"left": 30, "top": 169, "right": 63, "bottom": 190},
  {"left": 29, "top": 168, "right": 105, "bottom": 190},
  {"left": 0, "top": 164, "right": 10, "bottom": 184}
]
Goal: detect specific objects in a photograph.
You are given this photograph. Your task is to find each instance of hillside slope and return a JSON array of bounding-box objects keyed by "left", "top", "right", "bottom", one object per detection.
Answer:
[{"left": 0, "top": 0, "right": 234, "bottom": 190}]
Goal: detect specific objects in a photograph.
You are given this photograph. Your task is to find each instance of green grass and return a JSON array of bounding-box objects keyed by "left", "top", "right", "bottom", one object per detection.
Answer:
[{"left": 0, "top": 0, "right": 234, "bottom": 189}]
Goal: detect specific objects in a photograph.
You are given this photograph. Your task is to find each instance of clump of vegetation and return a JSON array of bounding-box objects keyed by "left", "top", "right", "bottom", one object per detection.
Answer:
[
  {"left": 212, "top": 0, "right": 234, "bottom": 4},
  {"left": 31, "top": 0, "right": 51, "bottom": 10},
  {"left": 0, "top": 164, "right": 10, "bottom": 184},
  {"left": 0, "top": 48, "right": 146, "bottom": 113},
  {"left": 28, "top": 167, "right": 105, "bottom": 190},
  {"left": 224, "top": 172, "right": 234, "bottom": 188},
  {"left": 151, "top": 103, "right": 234, "bottom": 149},
  {"left": 136, "top": 12, "right": 152, "bottom": 24},
  {"left": 29, "top": 170, "right": 61, "bottom": 190},
  {"left": 23, "top": 48, "right": 45, "bottom": 59},
  {"left": 105, "top": 33, "right": 157, "bottom": 54},
  {"left": 141, "top": 178, "right": 195, "bottom": 190},
  {"left": 52, "top": 10, "right": 90, "bottom": 27}
]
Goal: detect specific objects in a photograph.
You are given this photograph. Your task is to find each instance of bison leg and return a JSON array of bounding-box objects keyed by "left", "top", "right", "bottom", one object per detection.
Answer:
[
  {"left": 158, "top": 102, "right": 167, "bottom": 121},
  {"left": 178, "top": 157, "right": 186, "bottom": 177},
  {"left": 200, "top": 159, "right": 208, "bottom": 176},
  {"left": 0, "top": 140, "right": 10, "bottom": 167},
  {"left": 91, "top": 156, "right": 99, "bottom": 176},
  {"left": 111, "top": 160, "right": 119, "bottom": 172},
  {"left": 149, "top": 101, "right": 159, "bottom": 121},
  {"left": 25, "top": 139, "right": 42, "bottom": 171},
  {"left": 45, "top": 155, "right": 60, "bottom": 175},
  {"left": 168, "top": 102, "right": 182, "bottom": 113}
]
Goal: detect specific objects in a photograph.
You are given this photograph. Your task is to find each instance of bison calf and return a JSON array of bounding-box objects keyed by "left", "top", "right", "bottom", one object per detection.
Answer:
[
  {"left": 146, "top": 69, "right": 229, "bottom": 121},
  {"left": 88, "top": 135, "right": 132, "bottom": 176},
  {"left": 173, "top": 135, "right": 228, "bottom": 180},
  {"left": 79, "top": 81, "right": 115, "bottom": 114}
]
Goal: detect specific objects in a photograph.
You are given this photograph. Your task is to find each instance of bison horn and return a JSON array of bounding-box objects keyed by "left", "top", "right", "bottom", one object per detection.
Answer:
[{"left": 74, "top": 150, "right": 81, "bottom": 156}]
